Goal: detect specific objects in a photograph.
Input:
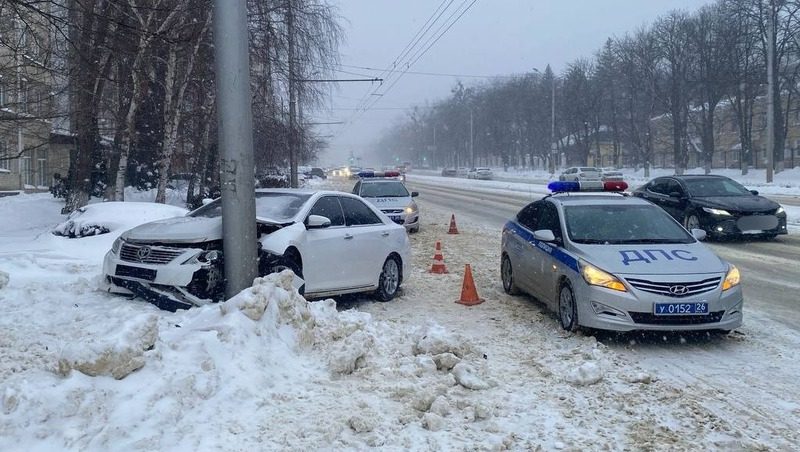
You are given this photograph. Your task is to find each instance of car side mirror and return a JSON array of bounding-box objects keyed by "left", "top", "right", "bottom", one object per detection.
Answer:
[
  {"left": 691, "top": 228, "right": 707, "bottom": 241},
  {"left": 411, "top": 191, "right": 419, "bottom": 197},
  {"left": 750, "top": 190, "right": 759, "bottom": 196},
  {"left": 533, "top": 229, "right": 557, "bottom": 242},
  {"left": 306, "top": 214, "right": 331, "bottom": 229}
]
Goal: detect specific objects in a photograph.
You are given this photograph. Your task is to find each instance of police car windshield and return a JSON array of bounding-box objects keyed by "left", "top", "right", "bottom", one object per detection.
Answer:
[
  {"left": 564, "top": 204, "right": 694, "bottom": 245},
  {"left": 683, "top": 177, "right": 751, "bottom": 197},
  {"left": 360, "top": 181, "right": 409, "bottom": 197},
  {"left": 190, "top": 192, "right": 311, "bottom": 221}
]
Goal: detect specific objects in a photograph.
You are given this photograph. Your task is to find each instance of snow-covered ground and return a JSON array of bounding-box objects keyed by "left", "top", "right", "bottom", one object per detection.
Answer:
[{"left": 1, "top": 180, "right": 798, "bottom": 450}]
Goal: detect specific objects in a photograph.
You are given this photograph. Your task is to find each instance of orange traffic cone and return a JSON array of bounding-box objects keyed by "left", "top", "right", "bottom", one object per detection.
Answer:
[
  {"left": 447, "top": 214, "right": 459, "bottom": 234},
  {"left": 430, "top": 240, "right": 449, "bottom": 274},
  {"left": 456, "top": 264, "right": 484, "bottom": 306}
]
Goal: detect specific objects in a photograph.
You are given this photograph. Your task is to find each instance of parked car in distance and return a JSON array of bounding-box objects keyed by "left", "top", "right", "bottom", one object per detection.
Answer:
[
  {"left": 559, "top": 166, "right": 602, "bottom": 182},
  {"left": 632, "top": 174, "right": 788, "bottom": 240},
  {"left": 305, "top": 167, "right": 326, "bottom": 179},
  {"left": 441, "top": 168, "right": 457, "bottom": 177},
  {"left": 103, "top": 189, "right": 411, "bottom": 311},
  {"left": 467, "top": 167, "right": 493, "bottom": 180},
  {"left": 501, "top": 180, "right": 743, "bottom": 333},
  {"left": 456, "top": 167, "right": 469, "bottom": 177},
  {"left": 600, "top": 168, "right": 624, "bottom": 182}
]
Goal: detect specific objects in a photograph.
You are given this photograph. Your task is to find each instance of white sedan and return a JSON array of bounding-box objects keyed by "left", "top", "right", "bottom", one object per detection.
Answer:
[{"left": 102, "top": 189, "right": 411, "bottom": 310}]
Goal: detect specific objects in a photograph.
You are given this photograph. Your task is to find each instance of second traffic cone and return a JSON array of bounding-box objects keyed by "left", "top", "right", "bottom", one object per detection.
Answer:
[
  {"left": 430, "top": 240, "right": 448, "bottom": 274},
  {"left": 447, "top": 214, "right": 459, "bottom": 234},
  {"left": 456, "top": 264, "right": 484, "bottom": 306}
]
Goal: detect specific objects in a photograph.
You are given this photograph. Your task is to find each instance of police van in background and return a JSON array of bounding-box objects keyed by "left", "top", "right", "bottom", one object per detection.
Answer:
[{"left": 352, "top": 171, "right": 420, "bottom": 233}]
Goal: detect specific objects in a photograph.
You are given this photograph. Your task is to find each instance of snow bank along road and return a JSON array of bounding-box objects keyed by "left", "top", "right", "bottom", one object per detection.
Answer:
[{"left": 400, "top": 175, "right": 800, "bottom": 448}]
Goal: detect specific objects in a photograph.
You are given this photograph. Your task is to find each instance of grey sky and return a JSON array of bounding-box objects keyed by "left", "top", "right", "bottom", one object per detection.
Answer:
[{"left": 316, "top": 0, "right": 715, "bottom": 167}]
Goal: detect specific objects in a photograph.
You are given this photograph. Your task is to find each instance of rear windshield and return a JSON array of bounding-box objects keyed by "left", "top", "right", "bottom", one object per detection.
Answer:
[
  {"left": 190, "top": 192, "right": 311, "bottom": 222},
  {"left": 360, "top": 181, "right": 409, "bottom": 197},
  {"left": 683, "top": 178, "right": 751, "bottom": 197},
  {"left": 564, "top": 204, "right": 694, "bottom": 245}
]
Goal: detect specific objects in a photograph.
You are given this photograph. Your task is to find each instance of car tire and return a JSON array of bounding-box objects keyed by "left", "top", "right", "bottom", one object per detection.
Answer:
[
  {"left": 375, "top": 255, "right": 401, "bottom": 302},
  {"left": 501, "top": 254, "right": 519, "bottom": 295},
  {"left": 263, "top": 253, "right": 304, "bottom": 295},
  {"left": 683, "top": 212, "right": 701, "bottom": 231},
  {"left": 558, "top": 281, "right": 579, "bottom": 332}
]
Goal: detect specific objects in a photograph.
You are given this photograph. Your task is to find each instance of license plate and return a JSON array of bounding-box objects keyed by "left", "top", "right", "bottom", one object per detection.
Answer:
[{"left": 654, "top": 302, "right": 709, "bottom": 316}]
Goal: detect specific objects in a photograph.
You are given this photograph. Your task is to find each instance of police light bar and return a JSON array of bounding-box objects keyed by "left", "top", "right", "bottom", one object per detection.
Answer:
[
  {"left": 357, "top": 170, "right": 401, "bottom": 178},
  {"left": 548, "top": 180, "right": 628, "bottom": 193}
]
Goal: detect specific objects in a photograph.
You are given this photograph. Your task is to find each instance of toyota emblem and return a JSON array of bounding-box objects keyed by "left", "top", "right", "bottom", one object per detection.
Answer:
[
  {"left": 137, "top": 246, "right": 152, "bottom": 261},
  {"left": 669, "top": 285, "right": 688, "bottom": 296}
]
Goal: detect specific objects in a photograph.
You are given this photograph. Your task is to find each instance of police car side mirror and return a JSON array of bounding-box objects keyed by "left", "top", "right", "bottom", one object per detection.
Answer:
[
  {"left": 691, "top": 228, "right": 707, "bottom": 241},
  {"left": 305, "top": 214, "right": 331, "bottom": 229},
  {"left": 749, "top": 189, "right": 759, "bottom": 196},
  {"left": 533, "top": 229, "right": 557, "bottom": 242},
  {"left": 411, "top": 191, "right": 419, "bottom": 197}
]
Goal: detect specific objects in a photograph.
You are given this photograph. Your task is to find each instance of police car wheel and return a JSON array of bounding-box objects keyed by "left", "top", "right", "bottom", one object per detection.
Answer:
[
  {"left": 501, "top": 254, "right": 519, "bottom": 295},
  {"left": 558, "top": 282, "right": 579, "bottom": 332},
  {"left": 375, "top": 256, "right": 401, "bottom": 302}
]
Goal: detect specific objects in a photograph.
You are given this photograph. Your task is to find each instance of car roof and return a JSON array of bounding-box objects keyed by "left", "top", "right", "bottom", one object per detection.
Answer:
[
  {"left": 547, "top": 193, "right": 652, "bottom": 207},
  {"left": 359, "top": 178, "right": 404, "bottom": 184},
  {"left": 667, "top": 174, "right": 731, "bottom": 180}
]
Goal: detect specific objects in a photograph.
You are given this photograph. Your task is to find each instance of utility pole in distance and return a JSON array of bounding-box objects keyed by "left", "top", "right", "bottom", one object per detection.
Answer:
[
  {"left": 213, "top": 0, "right": 258, "bottom": 298},
  {"left": 287, "top": 0, "right": 299, "bottom": 188},
  {"left": 766, "top": 2, "right": 775, "bottom": 183}
]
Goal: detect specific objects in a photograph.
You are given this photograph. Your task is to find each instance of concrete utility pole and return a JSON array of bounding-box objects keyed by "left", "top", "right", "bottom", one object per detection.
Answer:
[
  {"left": 469, "top": 109, "right": 474, "bottom": 167},
  {"left": 213, "top": 0, "right": 258, "bottom": 298},
  {"left": 287, "top": 0, "right": 299, "bottom": 188},
  {"left": 766, "top": 3, "right": 775, "bottom": 183},
  {"left": 550, "top": 75, "right": 556, "bottom": 174}
]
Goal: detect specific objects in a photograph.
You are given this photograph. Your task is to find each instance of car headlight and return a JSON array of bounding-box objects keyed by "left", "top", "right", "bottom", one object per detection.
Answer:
[
  {"left": 776, "top": 206, "right": 785, "bottom": 215},
  {"left": 580, "top": 260, "right": 627, "bottom": 292},
  {"left": 722, "top": 264, "right": 740, "bottom": 291},
  {"left": 112, "top": 237, "right": 123, "bottom": 255},
  {"left": 702, "top": 207, "right": 732, "bottom": 216},
  {"left": 405, "top": 202, "right": 418, "bottom": 215}
]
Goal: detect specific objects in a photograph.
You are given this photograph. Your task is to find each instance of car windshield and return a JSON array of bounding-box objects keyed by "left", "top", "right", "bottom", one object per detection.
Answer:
[
  {"left": 683, "top": 178, "right": 752, "bottom": 197},
  {"left": 190, "top": 192, "right": 311, "bottom": 222},
  {"left": 360, "top": 181, "right": 409, "bottom": 197},
  {"left": 564, "top": 204, "right": 694, "bottom": 245}
]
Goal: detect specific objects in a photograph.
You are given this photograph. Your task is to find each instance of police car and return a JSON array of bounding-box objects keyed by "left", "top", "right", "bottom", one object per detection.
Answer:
[
  {"left": 352, "top": 171, "right": 420, "bottom": 232},
  {"left": 500, "top": 180, "right": 743, "bottom": 332}
]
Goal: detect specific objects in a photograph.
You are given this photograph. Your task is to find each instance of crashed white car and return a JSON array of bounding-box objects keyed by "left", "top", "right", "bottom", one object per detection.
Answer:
[{"left": 103, "top": 189, "right": 411, "bottom": 310}]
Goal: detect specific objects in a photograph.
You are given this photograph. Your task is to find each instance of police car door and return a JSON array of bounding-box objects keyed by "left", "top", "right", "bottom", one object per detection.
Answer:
[
  {"left": 511, "top": 202, "right": 546, "bottom": 299},
  {"left": 535, "top": 201, "right": 566, "bottom": 306}
]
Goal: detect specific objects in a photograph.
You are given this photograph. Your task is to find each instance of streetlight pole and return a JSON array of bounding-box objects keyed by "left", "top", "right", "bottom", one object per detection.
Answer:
[
  {"left": 550, "top": 75, "right": 556, "bottom": 174},
  {"left": 766, "top": 2, "right": 775, "bottom": 183}
]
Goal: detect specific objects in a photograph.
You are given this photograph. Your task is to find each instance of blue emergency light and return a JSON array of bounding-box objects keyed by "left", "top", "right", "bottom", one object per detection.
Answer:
[
  {"left": 357, "top": 170, "right": 401, "bottom": 178},
  {"left": 547, "top": 180, "right": 628, "bottom": 193}
]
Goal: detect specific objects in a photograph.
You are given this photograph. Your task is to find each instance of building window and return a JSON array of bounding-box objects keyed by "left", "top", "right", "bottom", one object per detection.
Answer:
[
  {"left": 0, "top": 81, "right": 6, "bottom": 107},
  {"left": 19, "top": 80, "right": 28, "bottom": 113},
  {"left": 20, "top": 155, "right": 32, "bottom": 186},
  {"left": 0, "top": 140, "right": 9, "bottom": 171},
  {"left": 37, "top": 155, "right": 47, "bottom": 187}
]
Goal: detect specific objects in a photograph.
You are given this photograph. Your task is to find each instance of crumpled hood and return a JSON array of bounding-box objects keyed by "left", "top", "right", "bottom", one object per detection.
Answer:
[
  {"left": 122, "top": 216, "right": 222, "bottom": 243},
  {"left": 571, "top": 242, "right": 727, "bottom": 276},
  {"left": 694, "top": 195, "right": 779, "bottom": 213}
]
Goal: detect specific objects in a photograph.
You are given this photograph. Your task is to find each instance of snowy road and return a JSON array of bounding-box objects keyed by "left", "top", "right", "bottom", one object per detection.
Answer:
[{"left": 403, "top": 175, "right": 800, "bottom": 448}]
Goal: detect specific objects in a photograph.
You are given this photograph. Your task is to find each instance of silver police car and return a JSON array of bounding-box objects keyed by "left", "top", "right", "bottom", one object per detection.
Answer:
[
  {"left": 353, "top": 172, "right": 420, "bottom": 232},
  {"left": 500, "top": 181, "right": 743, "bottom": 332}
]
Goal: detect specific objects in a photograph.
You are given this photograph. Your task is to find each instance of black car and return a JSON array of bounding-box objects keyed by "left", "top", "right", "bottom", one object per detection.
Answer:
[{"left": 633, "top": 175, "right": 787, "bottom": 239}]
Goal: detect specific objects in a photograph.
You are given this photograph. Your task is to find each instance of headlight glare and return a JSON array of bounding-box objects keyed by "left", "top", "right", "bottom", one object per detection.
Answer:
[
  {"left": 722, "top": 264, "right": 740, "bottom": 291},
  {"left": 776, "top": 206, "right": 785, "bottom": 215},
  {"left": 580, "top": 261, "right": 627, "bottom": 292},
  {"left": 702, "top": 207, "right": 732, "bottom": 216},
  {"left": 405, "top": 202, "right": 417, "bottom": 214}
]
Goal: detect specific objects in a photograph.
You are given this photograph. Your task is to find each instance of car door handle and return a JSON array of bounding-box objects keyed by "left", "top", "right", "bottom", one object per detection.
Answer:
[
  {"left": 344, "top": 233, "right": 354, "bottom": 240},
  {"left": 381, "top": 231, "right": 390, "bottom": 237}
]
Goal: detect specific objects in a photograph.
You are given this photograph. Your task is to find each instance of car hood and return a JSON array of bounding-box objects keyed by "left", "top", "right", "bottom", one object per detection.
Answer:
[
  {"left": 363, "top": 196, "right": 411, "bottom": 209},
  {"left": 571, "top": 241, "right": 727, "bottom": 276},
  {"left": 122, "top": 216, "right": 222, "bottom": 243},
  {"left": 693, "top": 195, "right": 779, "bottom": 213}
]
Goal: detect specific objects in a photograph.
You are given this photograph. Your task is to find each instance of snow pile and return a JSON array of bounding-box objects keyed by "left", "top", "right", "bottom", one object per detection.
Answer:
[{"left": 53, "top": 202, "right": 188, "bottom": 238}]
